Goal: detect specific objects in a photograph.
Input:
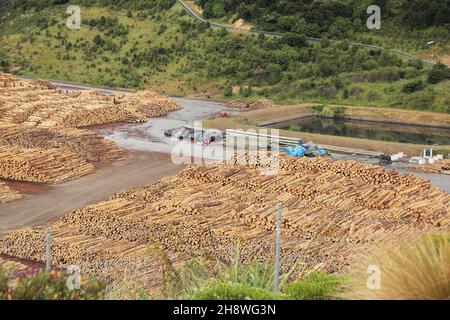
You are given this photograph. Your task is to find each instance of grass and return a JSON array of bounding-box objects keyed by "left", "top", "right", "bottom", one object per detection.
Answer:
[
  {"left": 154, "top": 242, "right": 345, "bottom": 300},
  {"left": 0, "top": 266, "right": 105, "bottom": 300},
  {"left": 285, "top": 272, "right": 343, "bottom": 300},
  {"left": 344, "top": 233, "right": 450, "bottom": 300},
  {"left": 188, "top": 282, "right": 285, "bottom": 300}
]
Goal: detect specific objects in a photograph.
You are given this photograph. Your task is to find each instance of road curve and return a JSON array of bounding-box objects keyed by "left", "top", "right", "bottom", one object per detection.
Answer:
[{"left": 177, "top": 0, "right": 437, "bottom": 66}]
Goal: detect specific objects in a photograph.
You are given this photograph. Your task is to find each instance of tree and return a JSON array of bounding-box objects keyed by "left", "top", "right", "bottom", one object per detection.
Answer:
[
  {"left": 224, "top": 85, "right": 233, "bottom": 97},
  {"left": 342, "top": 87, "right": 349, "bottom": 99},
  {"left": 427, "top": 62, "right": 450, "bottom": 84},
  {"left": 402, "top": 80, "right": 425, "bottom": 93},
  {"left": 93, "top": 35, "right": 103, "bottom": 46},
  {"left": 280, "top": 33, "right": 307, "bottom": 48}
]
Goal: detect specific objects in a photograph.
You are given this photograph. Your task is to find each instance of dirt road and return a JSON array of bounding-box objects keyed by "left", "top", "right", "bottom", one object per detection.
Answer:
[{"left": 0, "top": 151, "right": 184, "bottom": 235}]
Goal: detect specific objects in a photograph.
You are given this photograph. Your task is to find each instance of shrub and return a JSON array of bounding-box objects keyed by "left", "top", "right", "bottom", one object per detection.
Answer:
[
  {"left": 280, "top": 33, "right": 307, "bottom": 48},
  {"left": 395, "top": 91, "right": 436, "bottom": 110},
  {"left": 332, "top": 106, "right": 346, "bottom": 118},
  {"left": 427, "top": 62, "right": 450, "bottom": 84},
  {"left": 402, "top": 79, "right": 425, "bottom": 93},
  {"left": 285, "top": 272, "right": 343, "bottom": 300},
  {"left": 367, "top": 90, "right": 379, "bottom": 101},
  {"left": 219, "top": 260, "right": 277, "bottom": 291},
  {"left": 189, "top": 282, "right": 285, "bottom": 300},
  {"left": 312, "top": 104, "right": 324, "bottom": 113},
  {"left": 318, "top": 85, "right": 337, "bottom": 99},
  {"left": 350, "top": 86, "right": 364, "bottom": 96},
  {"left": 0, "top": 267, "right": 105, "bottom": 300},
  {"left": 224, "top": 85, "right": 233, "bottom": 97},
  {"left": 342, "top": 87, "right": 350, "bottom": 99},
  {"left": 406, "top": 59, "right": 423, "bottom": 70},
  {"left": 345, "top": 233, "right": 450, "bottom": 300}
]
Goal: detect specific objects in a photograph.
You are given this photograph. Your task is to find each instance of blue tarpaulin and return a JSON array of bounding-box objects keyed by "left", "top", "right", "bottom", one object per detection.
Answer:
[{"left": 283, "top": 144, "right": 327, "bottom": 158}]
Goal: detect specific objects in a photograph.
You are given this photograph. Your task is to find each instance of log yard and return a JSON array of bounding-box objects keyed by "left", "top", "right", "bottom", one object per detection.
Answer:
[
  {"left": 0, "top": 72, "right": 448, "bottom": 301},
  {"left": 0, "top": 0, "right": 448, "bottom": 305}
]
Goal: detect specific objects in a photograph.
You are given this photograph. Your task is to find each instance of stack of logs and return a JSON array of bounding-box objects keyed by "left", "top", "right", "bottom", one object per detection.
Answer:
[
  {"left": 119, "top": 91, "right": 183, "bottom": 118},
  {"left": 226, "top": 99, "right": 275, "bottom": 110},
  {"left": 1, "top": 155, "right": 448, "bottom": 290},
  {"left": 0, "top": 124, "right": 124, "bottom": 163},
  {"left": 0, "top": 145, "right": 95, "bottom": 183},
  {"left": 0, "top": 74, "right": 182, "bottom": 129},
  {"left": 0, "top": 72, "right": 182, "bottom": 199},
  {"left": 409, "top": 159, "right": 450, "bottom": 175}
]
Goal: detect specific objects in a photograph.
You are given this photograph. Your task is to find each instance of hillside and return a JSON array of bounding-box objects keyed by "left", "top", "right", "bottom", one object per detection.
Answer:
[
  {"left": 0, "top": 0, "right": 449, "bottom": 112},
  {"left": 198, "top": 0, "right": 450, "bottom": 51}
]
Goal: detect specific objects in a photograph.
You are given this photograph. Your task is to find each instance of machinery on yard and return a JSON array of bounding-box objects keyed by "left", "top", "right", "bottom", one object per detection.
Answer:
[{"left": 164, "top": 126, "right": 223, "bottom": 144}]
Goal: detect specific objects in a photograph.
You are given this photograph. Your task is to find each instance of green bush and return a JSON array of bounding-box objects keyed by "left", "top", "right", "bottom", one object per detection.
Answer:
[
  {"left": 219, "top": 260, "right": 276, "bottom": 291},
  {"left": 332, "top": 106, "right": 346, "bottom": 118},
  {"left": 285, "top": 272, "right": 343, "bottom": 300},
  {"left": 427, "top": 63, "right": 450, "bottom": 84},
  {"left": 189, "top": 282, "right": 284, "bottom": 300},
  {"left": 402, "top": 79, "right": 425, "bottom": 93},
  {"left": 0, "top": 267, "right": 105, "bottom": 300},
  {"left": 224, "top": 85, "right": 233, "bottom": 97}
]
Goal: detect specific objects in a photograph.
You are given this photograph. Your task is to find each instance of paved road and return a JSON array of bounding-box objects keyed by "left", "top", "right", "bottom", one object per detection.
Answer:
[
  {"left": 177, "top": 0, "right": 437, "bottom": 66},
  {"left": 92, "top": 97, "right": 237, "bottom": 153}
]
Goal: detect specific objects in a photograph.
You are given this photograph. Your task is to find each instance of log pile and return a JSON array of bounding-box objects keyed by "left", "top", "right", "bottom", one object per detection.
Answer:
[
  {"left": 226, "top": 99, "right": 274, "bottom": 110},
  {"left": 226, "top": 100, "right": 249, "bottom": 109},
  {"left": 118, "top": 91, "right": 182, "bottom": 118},
  {"left": 0, "top": 74, "right": 182, "bottom": 129},
  {"left": 1, "top": 156, "right": 448, "bottom": 289},
  {"left": 408, "top": 159, "right": 450, "bottom": 175},
  {"left": 0, "top": 72, "right": 181, "bottom": 189},
  {"left": 0, "top": 145, "right": 95, "bottom": 183},
  {"left": 249, "top": 98, "right": 275, "bottom": 109},
  {"left": 0, "top": 125, "right": 123, "bottom": 163},
  {"left": 0, "top": 181, "right": 21, "bottom": 203}
]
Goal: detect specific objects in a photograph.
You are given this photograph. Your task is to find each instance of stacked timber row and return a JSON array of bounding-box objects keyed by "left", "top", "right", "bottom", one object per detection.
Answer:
[
  {"left": 0, "top": 73, "right": 182, "bottom": 200},
  {"left": 0, "top": 225, "right": 189, "bottom": 293},
  {"left": 0, "top": 145, "right": 95, "bottom": 183},
  {"left": 409, "top": 159, "right": 450, "bottom": 175},
  {"left": 0, "top": 73, "right": 182, "bottom": 129},
  {"left": 226, "top": 98, "right": 275, "bottom": 110},
  {"left": 1, "top": 156, "right": 448, "bottom": 290},
  {"left": 119, "top": 91, "right": 183, "bottom": 118},
  {"left": 0, "top": 124, "right": 123, "bottom": 163},
  {"left": 0, "top": 181, "right": 21, "bottom": 203}
]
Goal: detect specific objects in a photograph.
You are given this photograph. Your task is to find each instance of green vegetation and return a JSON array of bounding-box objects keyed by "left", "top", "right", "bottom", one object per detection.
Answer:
[
  {"left": 189, "top": 282, "right": 284, "bottom": 300},
  {"left": 428, "top": 62, "right": 450, "bottom": 84},
  {"left": 158, "top": 246, "right": 344, "bottom": 300},
  {"left": 285, "top": 272, "right": 343, "bottom": 300},
  {"left": 0, "top": 1, "right": 448, "bottom": 113},
  {"left": 196, "top": 0, "right": 450, "bottom": 50},
  {"left": 184, "top": 265, "right": 343, "bottom": 300},
  {"left": 0, "top": 266, "right": 105, "bottom": 300}
]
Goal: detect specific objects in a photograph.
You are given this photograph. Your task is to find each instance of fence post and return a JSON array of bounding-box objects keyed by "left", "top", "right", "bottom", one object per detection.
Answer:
[
  {"left": 274, "top": 203, "right": 282, "bottom": 292},
  {"left": 45, "top": 227, "right": 52, "bottom": 271}
]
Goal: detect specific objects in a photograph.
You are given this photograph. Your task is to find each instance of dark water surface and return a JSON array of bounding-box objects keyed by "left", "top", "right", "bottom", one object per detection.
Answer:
[{"left": 279, "top": 117, "right": 450, "bottom": 145}]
